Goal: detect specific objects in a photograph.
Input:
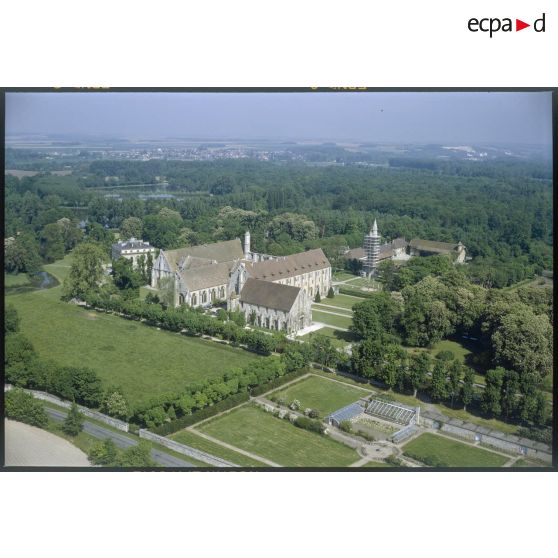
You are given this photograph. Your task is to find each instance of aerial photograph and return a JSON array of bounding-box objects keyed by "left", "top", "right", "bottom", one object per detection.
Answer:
[{"left": 3, "top": 90, "right": 554, "bottom": 469}]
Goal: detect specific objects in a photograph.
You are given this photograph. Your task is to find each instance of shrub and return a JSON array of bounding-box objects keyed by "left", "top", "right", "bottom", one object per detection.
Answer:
[
  {"left": 150, "top": 392, "right": 250, "bottom": 436},
  {"left": 308, "top": 409, "right": 320, "bottom": 419},
  {"left": 5, "top": 389, "right": 49, "bottom": 428},
  {"left": 294, "top": 416, "right": 325, "bottom": 435},
  {"left": 289, "top": 399, "right": 301, "bottom": 411},
  {"left": 327, "top": 287, "right": 335, "bottom": 299},
  {"left": 314, "top": 292, "right": 321, "bottom": 303},
  {"left": 62, "top": 403, "right": 84, "bottom": 436},
  {"left": 435, "top": 350, "right": 455, "bottom": 362},
  {"left": 404, "top": 451, "right": 449, "bottom": 468},
  {"left": 385, "top": 454, "right": 402, "bottom": 466},
  {"left": 339, "top": 420, "right": 353, "bottom": 433}
]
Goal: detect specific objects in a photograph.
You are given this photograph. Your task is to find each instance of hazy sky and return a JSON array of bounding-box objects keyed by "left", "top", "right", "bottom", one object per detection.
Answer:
[{"left": 5, "top": 91, "right": 553, "bottom": 145}]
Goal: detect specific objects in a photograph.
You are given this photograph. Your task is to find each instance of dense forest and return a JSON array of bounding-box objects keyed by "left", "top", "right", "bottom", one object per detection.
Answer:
[{"left": 5, "top": 157, "right": 553, "bottom": 288}]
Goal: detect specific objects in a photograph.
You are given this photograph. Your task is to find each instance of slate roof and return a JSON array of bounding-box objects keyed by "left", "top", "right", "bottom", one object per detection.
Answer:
[
  {"left": 245, "top": 248, "right": 330, "bottom": 281},
  {"left": 240, "top": 278, "right": 302, "bottom": 312},
  {"left": 113, "top": 238, "right": 153, "bottom": 251},
  {"left": 392, "top": 237, "right": 408, "bottom": 249},
  {"left": 163, "top": 239, "right": 244, "bottom": 271},
  {"left": 178, "top": 262, "right": 231, "bottom": 292},
  {"left": 409, "top": 238, "right": 459, "bottom": 253}
]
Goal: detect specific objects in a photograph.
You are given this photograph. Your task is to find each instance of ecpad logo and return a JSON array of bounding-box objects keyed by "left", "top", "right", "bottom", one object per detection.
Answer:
[{"left": 468, "top": 13, "right": 546, "bottom": 37}]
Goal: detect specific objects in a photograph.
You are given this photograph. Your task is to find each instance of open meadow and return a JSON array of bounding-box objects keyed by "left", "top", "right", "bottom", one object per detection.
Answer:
[
  {"left": 198, "top": 404, "right": 359, "bottom": 467},
  {"left": 402, "top": 432, "right": 509, "bottom": 467},
  {"left": 6, "top": 257, "right": 262, "bottom": 407},
  {"left": 270, "top": 375, "right": 370, "bottom": 416}
]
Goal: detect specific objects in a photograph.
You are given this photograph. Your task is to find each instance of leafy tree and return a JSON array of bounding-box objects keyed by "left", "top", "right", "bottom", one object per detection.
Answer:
[
  {"left": 281, "top": 343, "right": 311, "bottom": 373},
  {"left": 5, "top": 389, "right": 49, "bottom": 428},
  {"left": 56, "top": 217, "right": 83, "bottom": 251},
  {"left": 408, "top": 352, "right": 430, "bottom": 397},
  {"left": 117, "top": 440, "right": 156, "bottom": 467},
  {"left": 429, "top": 361, "right": 448, "bottom": 401},
  {"left": 101, "top": 389, "right": 130, "bottom": 420},
  {"left": 5, "top": 333, "right": 36, "bottom": 372},
  {"left": 501, "top": 369, "right": 520, "bottom": 420},
  {"left": 40, "top": 222, "right": 66, "bottom": 262},
  {"left": 491, "top": 307, "right": 552, "bottom": 381},
  {"left": 447, "top": 361, "right": 462, "bottom": 408},
  {"left": 5, "top": 234, "right": 42, "bottom": 273},
  {"left": 351, "top": 292, "right": 400, "bottom": 339},
  {"left": 157, "top": 275, "right": 176, "bottom": 308},
  {"left": 63, "top": 242, "right": 106, "bottom": 299},
  {"left": 112, "top": 257, "right": 143, "bottom": 295},
  {"left": 63, "top": 403, "right": 84, "bottom": 436},
  {"left": 481, "top": 367, "right": 505, "bottom": 417},
  {"left": 120, "top": 216, "right": 143, "bottom": 239},
  {"left": 89, "top": 439, "right": 119, "bottom": 466},
  {"left": 460, "top": 368, "right": 474, "bottom": 411}
]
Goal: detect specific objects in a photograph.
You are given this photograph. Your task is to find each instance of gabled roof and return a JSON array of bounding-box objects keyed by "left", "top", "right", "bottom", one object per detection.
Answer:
[
  {"left": 178, "top": 262, "right": 231, "bottom": 292},
  {"left": 163, "top": 239, "right": 244, "bottom": 271},
  {"left": 391, "top": 237, "right": 408, "bottom": 249},
  {"left": 240, "top": 278, "right": 302, "bottom": 313},
  {"left": 245, "top": 248, "right": 330, "bottom": 281},
  {"left": 409, "top": 238, "right": 460, "bottom": 253},
  {"left": 113, "top": 238, "right": 153, "bottom": 251}
]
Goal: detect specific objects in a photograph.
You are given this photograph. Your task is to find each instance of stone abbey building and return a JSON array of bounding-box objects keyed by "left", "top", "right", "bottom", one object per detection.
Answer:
[
  {"left": 343, "top": 220, "right": 466, "bottom": 274},
  {"left": 151, "top": 232, "right": 331, "bottom": 333}
]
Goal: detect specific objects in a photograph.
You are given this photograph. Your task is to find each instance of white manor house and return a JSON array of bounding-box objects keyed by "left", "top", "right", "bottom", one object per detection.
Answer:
[{"left": 151, "top": 232, "right": 331, "bottom": 333}]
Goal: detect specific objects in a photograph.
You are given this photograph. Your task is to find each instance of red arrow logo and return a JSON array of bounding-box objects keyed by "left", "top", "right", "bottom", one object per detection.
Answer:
[{"left": 516, "top": 19, "right": 530, "bottom": 31}]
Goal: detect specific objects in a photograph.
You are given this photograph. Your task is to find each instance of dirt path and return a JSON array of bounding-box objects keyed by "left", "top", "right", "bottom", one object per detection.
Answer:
[
  {"left": 4, "top": 419, "right": 90, "bottom": 467},
  {"left": 188, "top": 429, "right": 278, "bottom": 467}
]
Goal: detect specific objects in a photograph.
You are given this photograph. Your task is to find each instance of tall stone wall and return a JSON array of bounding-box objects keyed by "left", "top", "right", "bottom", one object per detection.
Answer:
[
  {"left": 139, "top": 429, "right": 238, "bottom": 468},
  {"left": 4, "top": 384, "right": 129, "bottom": 432}
]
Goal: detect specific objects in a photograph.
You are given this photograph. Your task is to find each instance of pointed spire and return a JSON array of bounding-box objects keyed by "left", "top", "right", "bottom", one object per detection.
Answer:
[{"left": 372, "top": 219, "right": 378, "bottom": 235}]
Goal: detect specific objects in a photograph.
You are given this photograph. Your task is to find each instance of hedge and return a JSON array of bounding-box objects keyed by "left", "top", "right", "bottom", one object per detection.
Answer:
[
  {"left": 249, "top": 368, "right": 308, "bottom": 397},
  {"left": 151, "top": 392, "right": 250, "bottom": 436},
  {"left": 338, "top": 287, "right": 376, "bottom": 299}
]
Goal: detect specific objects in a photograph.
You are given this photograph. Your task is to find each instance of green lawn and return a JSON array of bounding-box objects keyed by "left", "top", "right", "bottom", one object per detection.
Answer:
[
  {"left": 170, "top": 429, "right": 267, "bottom": 467},
  {"left": 199, "top": 405, "right": 359, "bottom": 467},
  {"left": 300, "top": 326, "right": 359, "bottom": 348},
  {"left": 316, "top": 293, "right": 360, "bottom": 310},
  {"left": 312, "top": 310, "right": 353, "bottom": 330},
  {"left": 271, "top": 375, "right": 367, "bottom": 416},
  {"left": 332, "top": 271, "right": 357, "bottom": 282},
  {"left": 512, "top": 458, "right": 547, "bottom": 468},
  {"left": 4, "top": 273, "right": 32, "bottom": 287},
  {"left": 43, "top": 253, "right": 74, "bottom": 283},
  {"left": 402, "top": 433, "right": 508, "bottom": 467},
  {"left": 361, "top": 461, "right": 393, "bottom": 468},
  {"left": 7, "top": 282, "right": 262, "bottom": 407}
]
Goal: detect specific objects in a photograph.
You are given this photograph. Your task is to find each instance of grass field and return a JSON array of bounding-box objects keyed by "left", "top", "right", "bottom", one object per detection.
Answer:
[
  {"left": 300, "top": 326, "right": 358, "bottom": 348},
  {"left": 271, "top": 375, "right": 367, "bottom": 416},
  {"left": 312, "top": 310, "right": 353, "bottom": 330},
  {"left": 6, "top": 259, "right": 262, "bottom": 407},
  {"left": 170, "top": 429, "right": 267, "bottom": 467},
  {"left": 43, "top": 253, "right": 74, "bottom": 283},
  {"left": 402, "top": 433, "right": 508, "bottom": 467},
  {"left": 361, "top": 461, "right": 393, "bottom": 468},
  {"left": 198, "top": 405, "right": 359, "bottom": 467},
  {"left": 316, "top": 293, "right": 361, "bottom": 311},
  {"left": 4, "top": 273, "right": 32, "bottom": 288},
  {"left": 332, "top": 271, "right": 357, "bottom": 282}
]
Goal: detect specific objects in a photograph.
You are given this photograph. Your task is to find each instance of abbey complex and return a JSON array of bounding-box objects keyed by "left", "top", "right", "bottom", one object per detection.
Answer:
[{"left": 112, "top": 221, "right": 468, "bottom": 335}]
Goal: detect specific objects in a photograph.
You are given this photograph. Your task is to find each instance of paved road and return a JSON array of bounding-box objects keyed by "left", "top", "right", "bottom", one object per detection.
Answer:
[{"left": 45, "top": 407, "right": 195, "bottom": 468}]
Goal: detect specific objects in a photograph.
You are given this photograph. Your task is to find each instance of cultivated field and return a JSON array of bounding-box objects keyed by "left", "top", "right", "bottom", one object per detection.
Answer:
[
  {"left": 402, "top": 432, "right": 509, "bottom": 467},
  {"left": 198, "top": 405, "right": 359, "bottom": 467},
  {"left": 271, "top": 375, "right": 369, "bottom": 416}
]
